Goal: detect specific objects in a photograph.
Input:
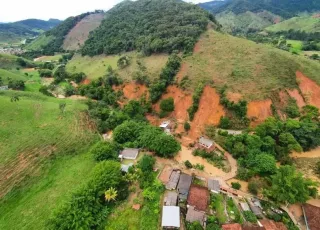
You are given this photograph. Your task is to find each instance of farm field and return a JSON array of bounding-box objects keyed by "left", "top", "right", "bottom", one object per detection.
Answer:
[
  {"left": 181, "top": 29, "right": 320, "bottom": 100},
  {"left": 66, "top": 52, "right": 168, "bottom": 81},
  {"left": 0, "top": 91, "right": 99, "bottom": 229}
]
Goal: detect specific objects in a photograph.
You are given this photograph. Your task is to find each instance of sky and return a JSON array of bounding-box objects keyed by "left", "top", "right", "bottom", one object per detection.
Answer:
[{"left": 0, "top": 0, "right": 207, "bottom": 22}]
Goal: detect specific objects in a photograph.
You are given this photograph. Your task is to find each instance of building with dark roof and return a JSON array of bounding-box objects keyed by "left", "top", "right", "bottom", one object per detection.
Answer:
[
  {"left": 208, "top": 179, "right": 220, "bottom": 193},
  {"left": 164, "top": 191, "right": 178, "bottom": 206},
  {"left": 186, "top": 206, "right": 206, "bottom": 227},
  {"left": 177, "top": 173, "right": 192, "bottom": 201},
  {"left": 187, "top": 185, "right": 209, "bottom": 212},
  {"left": 166, "top": 170, "right": 180, "bottom": 190}
]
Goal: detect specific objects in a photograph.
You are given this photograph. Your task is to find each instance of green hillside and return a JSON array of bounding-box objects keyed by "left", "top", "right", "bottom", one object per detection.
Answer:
[
  {"left": 0, "top": 69, "right": 27, "bottom": 83},
  {"left": 265, "top": 16, "right": 320, "bottom": 33},
  {"left": 0, "top": 91, "right": 98, "bottom": 229},
  {"left": 81, "top": 0, "right": 215, "bottom": 56},
  {"left": 0, "top": 53, "right": 35, "bottom": 69}
]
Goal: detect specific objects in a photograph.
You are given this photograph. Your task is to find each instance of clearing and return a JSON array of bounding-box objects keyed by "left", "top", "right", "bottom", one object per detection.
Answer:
[{"left": 265, "top": 16, "right": 320, "bottom": 33}]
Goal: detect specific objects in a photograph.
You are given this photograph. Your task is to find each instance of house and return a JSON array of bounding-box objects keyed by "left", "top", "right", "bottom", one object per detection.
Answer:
[
  {"left": 187, "top": 185, "right": 209, "bottom": 212},
  {"left": 248, "top": 201, "right": 263, "bottom": 218},
  {"left": 259, "top": 220, "right": 287, "bottom": 230},
  {"left": 208, "top": 179, "right": 220, "bottom": 193},
  {"left": 222, "top": 223, "right": 242, "bottom": 230},
  {"left": 160, "top": 121, "right": 171, "bottom": 129},
  {"left": 166, "top": 170, "right": 181, "bottom": 190},
  {"left": 121, "top": 163, "right": 133, "bottom": 173},
  {"left": 119, "top": 148, "right": 140, "bottom": 160},
  {"left": 186, "top": 206, "right": 206, "bottom": 227},
  {"left": 198, "top": 136, "right": 214, "bottom": 149},
  {"left": 177, "top": 173, "right": 192, "bottom": 201},
  {"left": 239, "top": 202, "right": 250, "bottom": 212},
  {"left": 303, "top": 203, "right": 320, "bottom": 230},
  {"left": 164, "top": 191, "right": 178, "bottom": 206},
  {"left": 161, "top": 206, "right": 180, "bottom": 229}
]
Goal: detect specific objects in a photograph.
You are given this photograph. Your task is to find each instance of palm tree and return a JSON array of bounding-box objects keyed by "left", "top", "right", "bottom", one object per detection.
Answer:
[{"left": 105, "top": 187, "right": 118, "bottom": 202}]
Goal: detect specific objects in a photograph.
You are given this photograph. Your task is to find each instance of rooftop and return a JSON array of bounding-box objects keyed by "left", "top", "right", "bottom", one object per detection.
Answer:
[
  {"left": 119, "top": 148, "right": 139, "bottom": 160},
  {"left": 239, "top": 202, "right": 250, "bottom": 211},
  {"left": 187, "top": 185, "right": 209, "bottom": 212},
  {"left": 166, "top": 170, "right": 180, "bottom": 190},
  {"left": 160, "top": 121, "right": 171, "bottom": 128},
  {"left": 199, "top": 136, "right": 214, "bottom": 148},
  {"left": 177, "top": 173, "right": 192, "bottom": 200},
  {"left": 121, "top": 163, "right": 133, "bottom": 173},
  {"left": 303, "top": 203, "right": 320, "bottom": 230},
  {"left": 161, "top": 206, "right": 180, "bottom": 228},
  {"left": 259, "top": 220, "right": 287, "bottom": 230},
  {"left": 208, "top": 179, "right": 220, "bottom": 192},
  {"left": 164, "top": 191, "right": 178, "bottom": 206},
  {"left": 186, "top": 206, "right": 206, "bottom": 226}
]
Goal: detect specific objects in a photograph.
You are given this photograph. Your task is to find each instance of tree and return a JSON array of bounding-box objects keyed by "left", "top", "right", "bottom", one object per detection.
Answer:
[
  {"left": 185, "top": 160, "right": 193, "bottom": 169},
  {"left": 160, "top": 97, "right": 174, "bottom": 112},
  {"left": 59, "top": 102, "right": 66, "bottom": 114},
  {"left": 205, "top": 125, "right": 216, "bottom": 139},
  {"left": 219, "top": 116, "right": 231, "bottom": 129},
  {"left": 243, "top": 211, "right": 257, "bottom": 223},
  {"left": 231, "top": 182, "right": 241, "bottom": 190},
  {"left": 53, "top": 66, "right": 68, "bottom": 83},
  {"left": 117, "top": 56, "right": 130, "bottom": 69},
  {"left": 248, "top": 180, "right": 259, "bottom": 195},
  {"left": 253, "top": 154, "right": 277, "bottom": 175},
  {"left": 206, "top": 223, "right": 221, "bottom": 230},
  {"left": 113, "top": 120, "right": 142, "bottom": 144},
  {"left": 187, "top": 221, "right": 204, "bottom": 230},
  {"left": 8, "top": 80, "right": 25, "bottom": 90},
  {"left": 184, "top": 122, "right": 191, "bottom": 132},
  {"left": 90, "top": 141, "right": 119, "bottom": 161},
  {"left": 105, "top": 187, "right": 118, "bottom": 202},
  {"left": 264, "top": 165, "right": 317, "bottom": 205},
  {"left": 123, "top": 100, "right": 146, "bottom": 120},
  {"left": 152, "top": 134, "right": 181, "bottom": 158},
  {"left": 138, "top": 155, "right": 155, "bottom": 173},
  {"left": 0, "top": 76, "right": 3, "bottom": 86}
]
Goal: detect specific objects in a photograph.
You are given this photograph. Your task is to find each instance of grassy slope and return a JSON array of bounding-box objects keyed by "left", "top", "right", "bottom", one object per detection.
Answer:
[
  {"left": 66, "top": 52, "right": 168, "bottom": 81},
  {"left": 183, "top": 29, "right": 320, "bottom": 100},
  {"left": 25, "top": 34, "right": 54, "bottom": 51},
  {"left": 0, "top": 69, "right": 27, "bottom": 83},
  {"left": 265, "top": 16, "right": 320, "bottom": 32},
  {"left": 287, "top": 40, "right": 303, "bottom": 53},
  {"left": 0, "top": 91, "right": 98, "bottom": 229},
  {"left": 34, "top": 54, "right": 63, "bottom": 62}
]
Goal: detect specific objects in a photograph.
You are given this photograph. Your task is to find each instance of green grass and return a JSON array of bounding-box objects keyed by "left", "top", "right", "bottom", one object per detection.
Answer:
[
  {"left": 25, "top": 34, "right": 54, "bottom": 51},
  {"left": 0, "top": 69, "right": 27, "bottom": 83},
  {"left": 34, "top": 54, "right": 63, "bottom": 62},
  {"left": 66, "top": 52, "right": 168, "bottom": 81},
  {"left": 0, "top": 91, "right": 99, "bottom": 229},
  {"left": 287, "top": 40, "right": 303, "bottom": 54},
  {"left": 210, "top": 193, "right": 227, "bottom": 224},
  {"left": 183, "top": 30, "right": 320, "bottom": 100},
  {"left": 265, "top": 16, "right": 320, "bottom": 33},
  {"left": 226, "top": 197, "right": 244, "bottom": 224}
]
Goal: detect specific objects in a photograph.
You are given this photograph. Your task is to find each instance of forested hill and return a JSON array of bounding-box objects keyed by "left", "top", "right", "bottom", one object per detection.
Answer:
[
  {"left": 81, "top": 0, "right": 217, "bottom": 56},
  {"left": 200, "top": 0, "right": 320, "bottom": 18}
]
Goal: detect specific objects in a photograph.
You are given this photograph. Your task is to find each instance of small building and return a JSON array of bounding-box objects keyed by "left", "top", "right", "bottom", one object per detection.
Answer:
[
  {"left": 161, "top": 206, "right": 180, "bottom": 229},
  {"left": 186, "top": 206, "right": 206, "bottom": 227},
  {"left": 222, "top": 223, "right": 242, "bottom": 230},
  {"left": 0, "top": 85, "right": 8, "bottom": 91},
  {"left": 121, "top": 163, "right": 133, "bottom": 173},
  {"left": 208, "top": 179, "right": 220, "bottom": 193},
  {"left": 166, "top": 170, "right": 181, "bottom": 190},
  {"left": 160, "top": 121, "right": 171, "bottom": 129},
  {"left": 239, "top": 202, "right": 250, "bottom": 212},
  {"left": 119, "top": 148, "right": 140, "bottom": 160},
  {"left": 248, "top": 202, "right": 263, "bottom": 218},
  {"left": 164, "top": 191, "right": 178, "bottom": 206},
  {"left": 187, "top": 185, "right": 210, "bottom": 212},
  {"left": 177, "top": 173, "right": 192, "bottom": 201},
  {"left": 199, "top": 136, "right": 214, "bottom": 149}
]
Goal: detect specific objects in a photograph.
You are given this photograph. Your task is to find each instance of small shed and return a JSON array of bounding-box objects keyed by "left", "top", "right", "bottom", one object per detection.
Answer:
[
  {"left": 208, "top": 179, "right": 220, "bottom": 193},
  {"left": 177, "top": 173, "right": 192, "bottom": 201},
  {"left": 164, "top": 191, "right": 178, "bottom": 206},
  {"left": 161, "top": 206, "right": 180, "bottom": 229},
  {"left": 119, "top": 148, "right": 140, "bottom": 160},
  {"left": 121, "top": 163, "right": 133, "bottom": 173},
  {"left": 199, "top": 136, "right": 214, "bottom": 149},
  {"left": 240, "top": 202, "right": 250, "bottom": 212},
  {"left": 166, "top": 170, "right": 181, "bottom": 190},
  {"left": 186, "top": 206, "right": 206, "bottom": 226},
  {"left": 249, "top": 202, "right": 263, "bottom": 218}
]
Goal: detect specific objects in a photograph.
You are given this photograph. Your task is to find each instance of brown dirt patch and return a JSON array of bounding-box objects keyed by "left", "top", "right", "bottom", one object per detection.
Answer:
[
  {"left": 176, "top": 63, "right": 188, "bottom": 82},
  {"left": 189, "top": 86, "right": 225, "bottom": 139},
  {"left": 292, "top": 147, "right": 320, "bottom": 158},
  {"left": 247, "top": 99, "right": 273, "bottom": 127},
  {"left": 286, "top": 89, "right": 306, "bottom": 108},
  {"left": 313, "top": 13, "right": 320, "bottom": 18},
  {"left": 82, "top": 78, "right": 91, "bottom": 85},
  {"left": 227, "top": 92, "right": 242, "bottom": 103},
  {"left": 187, "top": 185, "right": 209, "bottom": 211},
  {"left": 23, "top": 68, "right": 35, "bottom": 72},
  {"left": 63, "top": 13, "right": 105, "bottom": 50},
  {"left": 226, "top": 178, "right": 249, "bottom": 193},
  {"left": 158, "top": 165, "right": 173, "bottom": 184},
  {"left": 122, "top": 82, "right": 148, "bottom": 100},
  {"left": 296, "top": 71, "right": 320, "bottom": 109},
  {"left": 193, "top": 40, "right": 202, "bottom": 53},
  {"left": 279, "top": 90, "right": 289, "bottom": 107}
]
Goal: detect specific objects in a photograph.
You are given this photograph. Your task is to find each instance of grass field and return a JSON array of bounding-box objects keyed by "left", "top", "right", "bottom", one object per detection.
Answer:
[
  {"left": 25, "top": 34, "right": 54, "bottom": 51},
  {"left": 66, "top": 52, "right": 168, "bottom": 81},
  {"left": 265, "top": 16, "right": 320, "bottom": 33},
  {"left": 34, "top": 54, "right": 63, "bottom": 62},
  {"left": 0, "top": 69, "right": 27, "bottom": 83},
  {"left": 182, "top": 29, "right": 320, "bottom": 100},
  {"left": 287, "top": 40, "right": 303, "bottom": 54},
  {"left": 0, "top": 90, "right": 99, "bottom": 229}
]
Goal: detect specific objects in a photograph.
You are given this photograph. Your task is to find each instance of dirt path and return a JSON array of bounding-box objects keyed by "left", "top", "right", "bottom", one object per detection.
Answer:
[{"left": 292, "top": 147, "right": 320, "bottom": 158}]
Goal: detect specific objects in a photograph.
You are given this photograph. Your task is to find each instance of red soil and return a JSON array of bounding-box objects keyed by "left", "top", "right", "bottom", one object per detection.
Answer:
[
  {"left": 247, "top": 99, "right": 273, "bottom": 127},
  {"left": 82, "top": 78, "right": 91, "bottom": 85},
  {"left": 296, "top": 71, "right": 320, "bottom": 109},
  {"left": 189, "top": 86, "right": 225, "bottom": 139},
  {"left": 286, "top": 89, "right": 306, "bottom": 108},
  {"left": 279, "top": 90, "right": 289, "bottom": 107},
  {"left": 227, "top": 92, "right": 242, "bottom": 103},
  {"left": 176, "top": 63, "right": 188, "bottom": 82},
  {"left": 193, "top": 40, "right": 201, "bottom": 53},
  {"left": 122, "top": 82, "right": 149, "bottom": 100},
  {"left": 274, "top": 17, "right": 281, "bottom": 24},
  {"left": 154, "top": 85, "right": 192, "bottom": 122}
]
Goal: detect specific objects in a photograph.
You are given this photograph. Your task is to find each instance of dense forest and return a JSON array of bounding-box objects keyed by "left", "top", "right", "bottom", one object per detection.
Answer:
[{"left": 81, "top": 0, "right": 217, "bottom": 56}]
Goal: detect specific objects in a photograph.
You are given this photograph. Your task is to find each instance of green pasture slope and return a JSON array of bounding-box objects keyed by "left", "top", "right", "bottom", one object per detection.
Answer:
[
  {"left": 0, "top": 91, "right": 99, "bottom": 230},
  {"left": 265, "top": 16, "right": 320, "bottom": 33}
]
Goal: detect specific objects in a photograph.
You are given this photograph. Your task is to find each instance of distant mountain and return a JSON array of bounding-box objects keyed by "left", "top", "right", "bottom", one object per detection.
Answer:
[
  {"left": 0, "top": 19, "right": 61, "bottom": 44},
  {"left": 199, "top": 0, "right": 320, "bottom": 34}
]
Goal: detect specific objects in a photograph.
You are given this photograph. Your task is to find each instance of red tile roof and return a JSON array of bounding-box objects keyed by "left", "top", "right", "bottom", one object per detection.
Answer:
[
  {"left": 304, "top": 204, "right": 320, "bottom": 230},
  {"left": 187, "top": 185, "right": 209, "bottom": 211},
  {"left": 260, "top": 220, "right": 287, "bottom": 230},
  {"left": 222, "top": 223, "right": 242, "bottom": 230}
]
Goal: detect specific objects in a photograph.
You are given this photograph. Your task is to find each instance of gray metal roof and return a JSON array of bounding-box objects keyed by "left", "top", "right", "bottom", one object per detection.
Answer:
[
  {"left": 208, "top": 179, "right": 220, "bottom": 192},
  {"left": 186, "top": 206, "right": 206, "bottom": 226},
  {"left": 121, "top": 163, "right": 133, "bottom": 173},
  {"left": 240, "top": 202, "right": 250, "bottom": 211},
  {"left": 177, "top": 173, "right": 192, "bottom": 200},
  {"left": 164, "top": 191, "right": 178, "bottom": 206},
  {"left": 161, "top": 206, "right": 180, "bottom": 228},
  {"left": 199, "top": 137, "right": 214, "bottom": 148},
  {"left": 119, "top": 148, "right": 139, "bottom": 159},
  {"left": 166, "top": 170, "right": 180, "bottom": 190}
]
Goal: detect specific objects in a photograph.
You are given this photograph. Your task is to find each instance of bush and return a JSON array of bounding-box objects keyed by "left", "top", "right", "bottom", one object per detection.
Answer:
[
  {"left": 160, "top": 97, "right": 174, "bottom": 112},
  {"left": 8, "top": 80, "right": 25, "bottom": 90},
  {"left": 39, "top": 85, "right": 53, "bottom": 97},
  {"left": 113, "top": 120, "right": 143, "bottom": 144},
  {"left": 185, "top": 160, "right": 193, "bottom": 169},
  {"left": 285, "top": 98, "right": 300, "bottom": 118},
  {"left": 243, "top": 211, "right": 257, "bottom": 223},
  {"left": 90, "top": 141, "right": 119, "bottom": 161},
  {"left": 248, "top": 180, "right": 259, "bottom": 195},
  {"left": 184, "top": 122, "right": 191, "bottom": 131},
  {"left": 205, "top": 125, "right": 216, "bottom": 139},
  {"left": 188, "top": 83, "right": 204, "bottom": 121},
  {"left": 315, "top": 161, "right": 320, "bottom": 175},
  {"left": 138, "top": 155, "right": 155, "bottom": 173},
  {"left": 39, "top": 69, "right": 52, "bottom": 78},
  {"left": 236, "top": 167, "right": 254, "bottom": 181},
  {"left": 231, "top": 182, "right": 241, "bottom": 190},
  {"left": 219, "top": 116, "right": 231, "bottom": 129}
]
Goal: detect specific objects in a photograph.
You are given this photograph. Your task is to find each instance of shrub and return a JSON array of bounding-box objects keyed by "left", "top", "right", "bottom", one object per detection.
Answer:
[
  {"left": 8, "top": 80, "right": 25, "bottom": 90},
  {"left": 90, "top": 141, "right": 119, "bottom": 161},
  {"left": 248, "top": 180, "right": 259, "bottom": 195},
  {"left": 315, "top": 161, "right": 320, "bottom": 175},
  {"left": 39, "top": 69, "right": 52, "bottom": 78},
  {"left": 205, "top": 125, "right": 216, "bottom": 139},
  {"left": 219, "top": 116, "right": 231, "bottom": 129},
  {"left": 243, "top": 211, "right": 257, "bottom": 223},
  {"left": 138, "top": 155, "right": 156, "bottom": 173},
  {"left": 39, "top": 85, "right": 53, "bottom": 97},
  {"left": 188, "top": 83, "right": 204, "bottom": 121},
  {"left": 185, "top": 160, "right": 193, "bottom": 169},
  {"left": 184, "top": 122, "right": 191, "bottom": 131},
  {"left": 160, "top": 97, "right": 174, "bottom": 112},
  {"left": 285, "top": 98, "right": 300, "bottom": 118},
  {"left": 231, "top": 182, "right": 241, "bottom": 190}
]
